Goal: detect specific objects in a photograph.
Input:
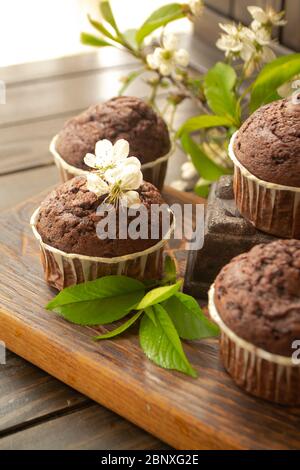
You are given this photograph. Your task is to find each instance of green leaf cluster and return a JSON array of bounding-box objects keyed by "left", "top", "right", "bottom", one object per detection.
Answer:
[
  {"left": 250, "top": 54, "right": 300, "bottom": 112},
  {"left": 176, "top": 63, "right": 241, "bottom": 194},
  {"left": 81, "top": 1, "right": 186, "bottom": 52},
  {"left": 46, "top": 259, "right": 219, "bottom": 377}
]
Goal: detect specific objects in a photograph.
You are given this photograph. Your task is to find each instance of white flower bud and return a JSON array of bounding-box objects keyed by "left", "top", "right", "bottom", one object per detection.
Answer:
[
  {"left": 159, "top": 61, "right": 173, "bottom": 76},
  {"left": 189, "top": 0, "right": 204, "bottom": 17},
  {"left": 174, "top": 49, "right": 190, "bottom": 67},
  {"left": 248, "top": 6, "right": 268, "bottom": 24},
  {"left": 163, "top": 33, "right": 179, "bottom": 51},
  {"left": 181, "top": 162, "right": 198, "bottom": 181}
]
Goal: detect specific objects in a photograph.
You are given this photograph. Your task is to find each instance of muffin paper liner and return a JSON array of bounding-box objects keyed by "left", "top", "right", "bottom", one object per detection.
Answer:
[
  {"left": 208, "top": 285, "right": 300, "bottom": 405},
  {"left": 50, "top": 135, "right": 174, "bottom": 191},
  {"left": 30, "top": 207, "right": 174, "bottom": 291},
  {"left": 229, "top": 132, "right": 300, "bottom": 239}
]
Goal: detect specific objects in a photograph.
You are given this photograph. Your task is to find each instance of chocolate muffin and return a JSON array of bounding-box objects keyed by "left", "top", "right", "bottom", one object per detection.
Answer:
[
  {"left": 209, "top": 239, "right": 300, "bottom": 405},
  {"left": 31, "top": 176, "right": 172, "bottom": 290},
  {"left": 52, "top": 97, "right": 172, "bottom": 189},
  {"left": 214, "top": 240, "right": 300, "bottom": 356},
  {"left": 36, "top": 176, "right": 165, "bottom": 257},
  {"left": 234, "top": 98, "right": 300, "bottom": 187},
  {"left": 229, "top": 98, "right": 300, "bottom": 239}
]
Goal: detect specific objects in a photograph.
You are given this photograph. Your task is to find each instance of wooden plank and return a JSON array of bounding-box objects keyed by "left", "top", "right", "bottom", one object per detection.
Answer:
[
  {"left": 1, "top": 50, "right": 137, "bottom": 86},
  {"left": 0, "top": 166, "right": 58, "bottom": 212},
  {"left": 0, "top": 350, "right": 89, "bottom": 433},
  {"left": 0, "top": 116, "right": 70, "bottom": 175},
  {"left": 205, "top": 0, "right": 231, "bottom": 16},
  {"left": 282, "top": 1, "right": 300, "bottom": 51},
  {"left": 0, "top": 192, "right": 299, "bottom": 450},
  {"left": 0, "top": 99, "right": 196, "bottom": 176},
  {"left": 0, "top": 65, "right": 144, "bottom": 127},
  {"left": 0, "top": 404, "right": 168, "bottom": 450}
]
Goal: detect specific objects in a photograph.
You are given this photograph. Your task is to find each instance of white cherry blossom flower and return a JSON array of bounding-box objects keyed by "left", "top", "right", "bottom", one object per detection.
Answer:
[
  {"left": 253, "top": 27, "right": 272, "bottom": 46},
  {"left": 278, "top": 76, "right": 300, "bottom": 98},
  {"left": 217, "top": 20, "right": 275, "bottom": 75},
  {"left": 244, "top": 45, "right": 276, "bottom": 77},
  {"left": 119, "top": 190, "right": 141, "bottom": 208},
  {"left": 84, "top": 139, "right": 130, "bottom": 172},
  {"left": 248, "top": 6, "right": 287, "bottom": 28},
  {"left": 86, "top": 157, "right": 143, "bottom": 208},
  {"left": 85, "top": 139, "right": 143, "bottom": 207},
  {"left": 217, "top": 24, "right": 255, "bottom": 59},
  {"left": 105, "top": 159, "right": 143, "bottom": 191},
  {"left": 188, "top": 0, "right": 204, "bottom": 17},
  {"left": 86, "top": 172, "right": 110, "bottom": 197},
  {"left": 106, "top": 161, "right": 143, "bottom": 207},
  {"left": 147, "top": 33, "right": 190, "bottom": 76}
]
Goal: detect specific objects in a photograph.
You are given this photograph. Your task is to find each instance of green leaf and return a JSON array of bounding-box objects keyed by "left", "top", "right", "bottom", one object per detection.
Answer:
[
  {"left": 93, "top": 311, "right": 143, "bottom": 340},
  {"left": 145, "top": 306, "right": 157, "bottom": 326},
  {"left": 80, "top": 32, "right": 112, "bottom": 47},
  {"left": 250, "top": 54, "right": 300, "bottom": 112},
  {"left": 46, "top": 276, "right": 145, "bottom": 326},
  {"left": 139, "top": 304, "right": 197, "bottom": 377},
  {"left": 88, "top": 15, "right": 120, "bottom": 43},
  {"left": 163, "top": 293, "right": 220, "bottom": 341},
  {"left": 100, "top": 0, "right": 119, "bottom": 33},
  {"left": 181, "top": 133, "right": 226, "bottom": 181},
  {"left": 177, "top": 114, "right": 233, "bottom": 137},
  {"left": 194, "top": 178, "right": 211, "bottom": 198},
  {"left": 204, "top": 63, "right": 240, "bottom": 123},
  {"left": 162, "top": 256, "right": 177, "bottom": 285},
  {"left": 136, "top": 282, "right": 182, "bottom": 310},
  {"left": 136, "top": 3, "right": 184, "bottom": 45},
  {"left": 123, "top": 29, "right": 138, "bottom": 49}
]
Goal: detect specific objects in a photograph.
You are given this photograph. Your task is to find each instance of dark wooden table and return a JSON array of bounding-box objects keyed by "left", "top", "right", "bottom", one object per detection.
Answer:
[{"left": 0, "top": 38, "right": 218, "bottom": 450}]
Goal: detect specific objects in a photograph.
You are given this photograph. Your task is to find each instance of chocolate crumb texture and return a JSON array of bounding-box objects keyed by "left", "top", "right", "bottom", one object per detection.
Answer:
[
  {"left": 234, "top": 98, "right": 300, "bottom": 187},
  {"left": 56, "top": 96, "right": 171, "bottom": 169},
  {"left": 36, "top": 176, "right": 166, "bottom": 258}
]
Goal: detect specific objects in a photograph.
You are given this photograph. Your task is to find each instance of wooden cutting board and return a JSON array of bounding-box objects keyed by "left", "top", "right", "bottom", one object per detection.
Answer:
[{"left": 0, "top": 188, "right": 299, "bottom": 450}]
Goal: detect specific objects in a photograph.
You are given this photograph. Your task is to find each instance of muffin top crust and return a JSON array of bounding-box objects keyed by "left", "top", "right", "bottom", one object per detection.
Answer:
[
  {"left": 36, "top": 176, "right": 166, "bottom": 257},
  {"left": 233, "top": 98, "right": 300, "bottom": 187},
  {"left": 56, "top": 96, "right": 171, "bottom": 169},
  {"left": 214, "top": 239, "right": 300, "bottom": 356}
]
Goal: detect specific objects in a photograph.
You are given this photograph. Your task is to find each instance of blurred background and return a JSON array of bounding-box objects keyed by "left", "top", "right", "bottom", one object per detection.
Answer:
[
  {"left": 0, "top": 0, "right": 298, "bottom": 68},
  {"left": 0, "top": 0, "right": 192, "bottom": 67}
]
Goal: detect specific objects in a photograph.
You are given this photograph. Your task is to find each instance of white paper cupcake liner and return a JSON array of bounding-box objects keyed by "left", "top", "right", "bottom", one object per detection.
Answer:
[
  {"left": 208, "top": 285, "right": 300, "bottom": 405},
  {"left": 50, "top": 135, "right": 174, "bottom": 190},
  {"left": 30, "top": 207, "right": 174, "bottom": 291},
  {"left": 229, "top": 132, "right": 300, "bottom": 239}
]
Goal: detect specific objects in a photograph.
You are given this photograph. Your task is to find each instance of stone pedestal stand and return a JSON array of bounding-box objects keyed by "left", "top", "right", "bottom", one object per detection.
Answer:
[{"left": 184, "top": 176, "right": 276, "bottom": 299}]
